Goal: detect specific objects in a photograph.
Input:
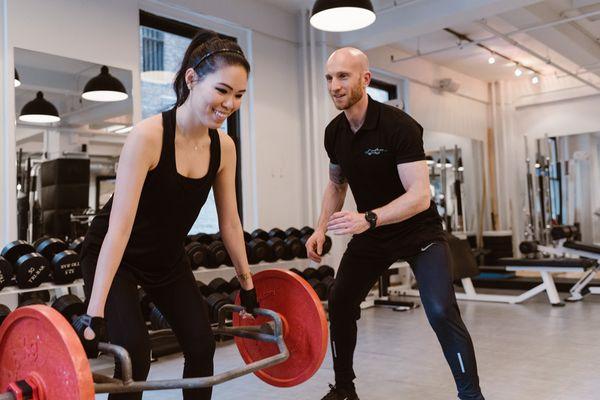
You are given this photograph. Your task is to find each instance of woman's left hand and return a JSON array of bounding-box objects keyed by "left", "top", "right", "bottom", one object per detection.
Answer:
[{"left": 239, "top": 287, "right": 259, "bottom": 317}]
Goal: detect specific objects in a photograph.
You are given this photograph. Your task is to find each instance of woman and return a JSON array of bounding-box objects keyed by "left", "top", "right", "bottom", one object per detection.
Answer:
[{"left": 73, "top": 31, "right": 257, "bottom": 400}]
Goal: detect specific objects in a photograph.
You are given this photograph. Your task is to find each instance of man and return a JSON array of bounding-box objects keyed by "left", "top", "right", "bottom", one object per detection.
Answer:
[{"left": 305, "top": 48, "right": 485, "bottom": 400}]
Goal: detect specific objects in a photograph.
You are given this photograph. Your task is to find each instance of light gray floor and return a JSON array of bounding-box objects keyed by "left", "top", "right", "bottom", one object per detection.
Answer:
[{"left": 94, "top": 291, "right": 600, "bottom": 400}]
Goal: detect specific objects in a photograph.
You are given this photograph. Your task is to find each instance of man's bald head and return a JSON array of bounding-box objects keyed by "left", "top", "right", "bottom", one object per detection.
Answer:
[
  {"left": 325, "top": 47, "right": 371, "bottom": 111},
  {"left": 327, "top": 47, "right": 370, "bottom": 72}
]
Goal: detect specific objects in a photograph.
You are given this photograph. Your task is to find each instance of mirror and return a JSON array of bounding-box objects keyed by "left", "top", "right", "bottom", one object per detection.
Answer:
[
  {"left": 14, "top": 48, "right": 133, "bottom": 241},
  {"left": 529, "top": 132, "right": 600, "bottom": 245},
  {"left": 423, "top": 131, "right": 486, "bottom": 235}
]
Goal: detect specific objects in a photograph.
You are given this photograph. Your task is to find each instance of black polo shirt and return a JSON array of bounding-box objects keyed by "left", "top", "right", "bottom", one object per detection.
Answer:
[{"left": 324, "top": 96, "right": 445, "bottom": 258}]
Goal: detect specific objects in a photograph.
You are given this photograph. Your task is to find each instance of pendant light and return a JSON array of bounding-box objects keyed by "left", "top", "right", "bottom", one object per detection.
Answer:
[
  {"left": 310, "top": 0, "right": 376, "bottom": 32},
  {"left": 82, "top": 65, "right": 128, "bottom": 102},
  {"left": 14, "top": 68, "right": 21, "bottom": 87},
  {"left": 19, "top": 91, "right": 60, "bottom": 123}
]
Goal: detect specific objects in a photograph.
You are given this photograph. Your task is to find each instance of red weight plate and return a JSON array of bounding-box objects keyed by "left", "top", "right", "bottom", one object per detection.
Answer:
[
  {"left": 0, "top": 305, "right": 94, "bottom": 400},
  {"left": 233, "top": 269, "right": 328, "bottom": 387}
]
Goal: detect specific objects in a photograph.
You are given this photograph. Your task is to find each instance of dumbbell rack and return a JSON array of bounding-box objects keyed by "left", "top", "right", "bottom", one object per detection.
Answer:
[{"left": 0, "top": 257, "right": 332, "bottom": 310}]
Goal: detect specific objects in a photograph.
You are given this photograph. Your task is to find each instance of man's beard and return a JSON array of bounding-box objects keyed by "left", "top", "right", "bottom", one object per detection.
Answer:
[{"left": 332, "top": 82, "right": 364, "bottom": 110}]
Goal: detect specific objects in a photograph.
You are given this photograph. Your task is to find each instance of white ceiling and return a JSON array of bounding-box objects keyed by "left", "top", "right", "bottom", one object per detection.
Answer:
[{"left": 262, "top": 0, "right": 600, "bottom": 84}]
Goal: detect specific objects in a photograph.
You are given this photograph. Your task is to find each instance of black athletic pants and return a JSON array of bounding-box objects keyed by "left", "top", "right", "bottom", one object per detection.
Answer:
[
  {"left": 81, "top": 253, "right": 215, "bottom": 400},
  {"left": 328, "top": 240, "right": 484, "bottom": 400}
]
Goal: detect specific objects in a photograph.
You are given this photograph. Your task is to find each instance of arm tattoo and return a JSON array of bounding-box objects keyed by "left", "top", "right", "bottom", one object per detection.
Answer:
[{"left": 329, "top": 163, "right": 347, "bottom": 185}]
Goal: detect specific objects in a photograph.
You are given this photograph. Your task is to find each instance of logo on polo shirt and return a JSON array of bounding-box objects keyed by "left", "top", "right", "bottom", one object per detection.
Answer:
[{"left": 364, "top": 148, "right": 388, "bottom": 156}]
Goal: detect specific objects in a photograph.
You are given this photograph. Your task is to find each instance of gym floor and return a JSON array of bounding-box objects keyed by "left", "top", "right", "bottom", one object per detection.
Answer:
[{"left": 93, "top": 291, "right": 600, "bottom": 400}]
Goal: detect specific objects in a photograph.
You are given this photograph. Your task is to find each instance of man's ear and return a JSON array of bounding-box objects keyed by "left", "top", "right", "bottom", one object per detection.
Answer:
[{"left": 363, "top": 70, "right": 372, "bottom": 87}]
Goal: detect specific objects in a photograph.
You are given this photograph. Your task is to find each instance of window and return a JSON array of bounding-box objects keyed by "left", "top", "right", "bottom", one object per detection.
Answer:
[
  {"left": 367, "top": 79, "right": 398, "bottom": 103},
  {"left": 139, "top": 11, "right": 243, "bottom": 234}
]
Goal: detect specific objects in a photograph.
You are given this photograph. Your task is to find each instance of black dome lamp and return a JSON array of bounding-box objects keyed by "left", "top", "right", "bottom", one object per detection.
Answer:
[
  {"left": 310, "top": 0, "right": 376, "bottom": 32},
  {"left": 19, "top": 91, "right": 60, "bottom": 124},
  {"left": 82, "top": 65, "right": 128, "bottom": 102},
  {"left": 14, "top": 68, "right": 21, "bottom": 87}
]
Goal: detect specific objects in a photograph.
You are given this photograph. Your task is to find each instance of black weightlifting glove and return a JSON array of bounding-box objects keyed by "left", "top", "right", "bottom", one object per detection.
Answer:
[
  {"left": 72, "top": 314, "right": 108, "bottom": 358},
  {"left": 239, "top": 287, "right": 259, "bottom": 315}
]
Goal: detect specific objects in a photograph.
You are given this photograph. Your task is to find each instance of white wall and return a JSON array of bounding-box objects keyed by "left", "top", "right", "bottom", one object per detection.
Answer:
[
  {"left": 0, "top": 0, "right": 308, "bottom": 244},
  {"left": 366, "top": 45, "right": 490, "bottom": 143}
]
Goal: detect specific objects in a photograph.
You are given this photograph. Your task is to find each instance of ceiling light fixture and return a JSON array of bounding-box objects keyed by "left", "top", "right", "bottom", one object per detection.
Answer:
[
  {"left": 531, "top": 75, "right": 540, "bottom": 85},
  {"left": 310, "top": 0, "right": 376, "bottom": 32},
  {"left": 82, "top": 66, "right": 128, "bottom": 102},
  {"left": 19, "top": 91, "right": 60, "bottom": 124},
  {"left": 514, "top": 66, "right": 523, "bottom": 77}
]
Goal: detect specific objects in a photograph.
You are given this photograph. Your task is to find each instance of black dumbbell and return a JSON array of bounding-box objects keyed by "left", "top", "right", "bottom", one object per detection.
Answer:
[
  {"left": 1, "top": 240, "right": 51, "bottom": 289},
  {"left": 264, "top": 237, "right": 285, "bottom": 262},
  {"left": 307, "top": 278, "right": 328, "bottom": 300},
  {"left": 289, "top": 268, "right": 303, "bottom": 277},
  {"left": 186, "top": 242, "right": 209, "bottom": 269},
  {"left": 285, "top": 227, "right": 301, "bottom": 239},
  {"left": 197, "top": 280, "right": 215, "bottom": 298},
  {"left": 318, "top": 265, "right": 335, "bottom": 279},
  {"left": 321, "top": 275, "right": 335, "bottom": 296},
  {"left": 206, "top": 241, "right": 228, "bottom": 268},
  {"left": 251, "top": 229, "right": 269, "bottom": 241},
  {"left": 36, "top": 238, "right": 81, "bottom": 284},
  {"left": 193, "top": 233, "right": 214, "bottom": 245},
  {"left": 268, "top": 228, "right": 286, "bottom": 240},
  {"left": 208, "top": 277, "right": 231, "bottom": 294},
  {"left": 229, "top": 276, "right": 241, "bottom": 292},
  {"left": 300, "top": 226, "right": 315, "bottom": 237},
  {"left": 32, "top": 236, "right": 51, "bottom": 249},
  {"left": 18, "top": 297, "right": 45, "bottom": 308},
  {"left": 246, "top": 238, "right": 269, "bottom": 264},
  {"left": 0, "top": 256, "right": 14, "bottom": 291},
  {"left": 282, "top": 236, "right": 303, "bottom": 260},
  {"left": 303, "top": 267, "right": 320, "bottom": 281},
  {"left": 228, "top": 289, "right": 239, "bottom": 305},
  {"left": 206, "top": 292, "right": 230, "bottom": 323},
  {"left": 322, "top": 235, "right": 332, "bottom": 256},
  {"left": 51, "top": 294, "right": 86, "bottom": 323},
  {"left": 18, "top": 290, "right": 50, "bottom": 306},
  {"left": 69, "top": 236, "right": 85, "bottom": 254},
  {"left": 0, "top": 304, "right": 11, "bottom": 326}
]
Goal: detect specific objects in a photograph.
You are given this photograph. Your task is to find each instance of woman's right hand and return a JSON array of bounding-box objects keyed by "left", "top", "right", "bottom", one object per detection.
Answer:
[
  {"left": 72, "top": 314, "right": 108, "bottom": 358},
  {"left": 306, "top": 230, "right": 326, "bottom": 263}
]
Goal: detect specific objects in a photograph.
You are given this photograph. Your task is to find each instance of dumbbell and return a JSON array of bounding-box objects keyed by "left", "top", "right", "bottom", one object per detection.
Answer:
[
  {"left": 36, "top": 237, "right": 81, "bottom": 284},
  {"left": 250, "top": 230, "right": 285, "bottom": 262},
  {"left": 0, "top": 256, "right": 14, "bottom": 291},
  {"left": 205, "top": 241, "right": 228, "bottom": 268},
  {"left": 300, "top": 226, "right": 314, "bottom": 237},
  {"left": 229, "top": 276, "right": 241, "bottom": 292},
  {"left": 321, "top": 275, "right": 335, "bottom": 295},
  {"left": 206, "top": 292, "right": 231, "bottom": 323},
  {"left": 285, "top": 227, "right": 301, "bottom": 239},
  {"left": 318, "top": 265, "right": 335, "bottom": 279},
  {"left": 289, "top": 268, "right": 303, "bottom": 277},
  {"left": 197, "top": 280, "right": 215, "bottom": 298},
  {"left": 18, "top": 290, "right": 50, "bottom": 307},
  {"left": 0, "top": 304, "right": 11, "bottom": 326},
  {"left": 246, "top": 238, "right": 269, "bottom": 264},
  {"left": 259, "top": 228, "right": 303, "bottom": 260},
  {"left": 51, "top": 294, "right": 86, "bottom": 323},
  {"left": 302, "top": 267, "right": 321, "bottom": 281},
  {"left": 69, "top": 236, "right": 85, "bottom": 254},
  {"left": 186, "top": 242, "right": 209, "bottom": 269},
  {"left": 190, "top": 233, "right": 214, "bottom": 245},
  {"left": 1, "top": 240, "right": 51, "bottom": 288},
  {"left": 307, "top": 278, "right": 328, "bottom": 301},
  {"left": 208, "top": 277, "right": 231, "bottom": 294}
]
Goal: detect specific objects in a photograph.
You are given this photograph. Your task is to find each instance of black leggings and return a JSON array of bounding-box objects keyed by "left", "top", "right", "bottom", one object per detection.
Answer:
[
  {"left": 328, "top": 241, "right": 484, "bottom": 400},
  {"left": 81, "top": 254, "right": 215, "bottom": 400}
]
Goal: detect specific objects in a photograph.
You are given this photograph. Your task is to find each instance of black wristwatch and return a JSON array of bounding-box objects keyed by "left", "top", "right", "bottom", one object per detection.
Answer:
[{"left": 364, "top": 211, "right": 378, "bottom": 230}]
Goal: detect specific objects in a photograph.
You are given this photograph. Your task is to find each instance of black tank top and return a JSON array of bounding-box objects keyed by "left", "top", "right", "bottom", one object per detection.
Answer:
[{"left": 83, "top": 107, "right": 221, "bottom": 286}]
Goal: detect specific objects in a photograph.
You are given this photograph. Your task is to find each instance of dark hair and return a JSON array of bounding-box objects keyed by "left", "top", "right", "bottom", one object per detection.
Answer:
[{"left": 173, "top": 30, "right": 250, "bottom": 107}]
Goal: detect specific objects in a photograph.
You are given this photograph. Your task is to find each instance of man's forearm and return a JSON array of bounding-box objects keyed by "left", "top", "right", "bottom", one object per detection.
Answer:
[
  {"left": 373, "top": 189, "right": 430, "bottom": 227},
  {"left": 316, "top": 182, "right": 347, "bottom": 232}
]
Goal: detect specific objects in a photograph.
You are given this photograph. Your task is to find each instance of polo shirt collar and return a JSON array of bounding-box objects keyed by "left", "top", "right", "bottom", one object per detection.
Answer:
[{"left": 343, "top": 95, "right": 380, "bottom": 133}]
